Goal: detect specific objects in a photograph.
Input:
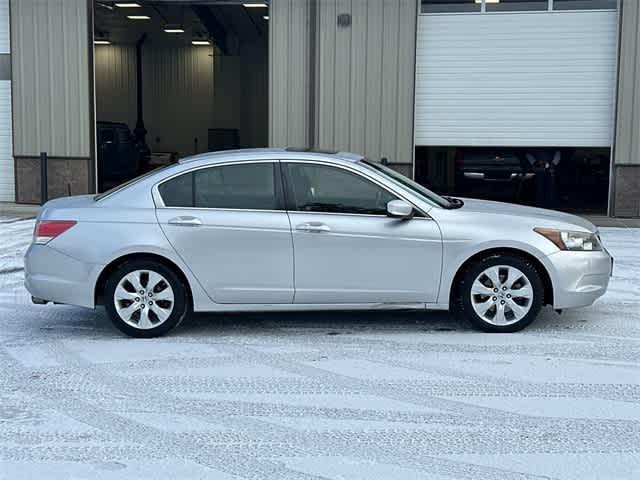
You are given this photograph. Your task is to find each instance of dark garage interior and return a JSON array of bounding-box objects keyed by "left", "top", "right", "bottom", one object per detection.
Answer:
[
  {"left": 415, "top": 146, "right": 611, "bottom": 215},
  {"left": 93, "top": 0, "right": 269, "bottom": 192}
]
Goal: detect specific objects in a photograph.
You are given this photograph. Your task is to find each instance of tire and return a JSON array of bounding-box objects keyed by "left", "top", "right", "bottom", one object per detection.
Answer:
[
  {"left": 454, "top": 253, "right": 544, "bottom": 333},
  {"left": 104, "top": 259, "right": 189, "bottom": 338}
]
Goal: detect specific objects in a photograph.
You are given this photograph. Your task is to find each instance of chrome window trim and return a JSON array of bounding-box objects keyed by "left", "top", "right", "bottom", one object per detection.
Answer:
[
  {"left": 286, "top": 210, "right": 432, "bottom": 220},
  {"left": 152, "top": 157, "right": 432, "bottom": 220}
]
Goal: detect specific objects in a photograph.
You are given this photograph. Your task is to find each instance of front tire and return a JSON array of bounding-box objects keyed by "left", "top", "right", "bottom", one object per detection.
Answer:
[
  {"left": 454, "top": 253, "right": 544, "bottom": 333},
  {"left": 104, "top": 260, "right": 188, "bottom": 338}
]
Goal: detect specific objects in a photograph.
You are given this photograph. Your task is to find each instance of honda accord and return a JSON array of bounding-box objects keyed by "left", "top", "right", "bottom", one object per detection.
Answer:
[{"left": 24, "top": 148, "right": 612, "bottom": 337}]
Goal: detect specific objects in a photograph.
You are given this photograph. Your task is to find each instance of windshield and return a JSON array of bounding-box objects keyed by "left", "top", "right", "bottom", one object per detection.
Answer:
[
  {"left": 360, "top": 160, "right": 455, "bottom": 209},
  {"left": 94, "top": 164, "right": 175, "bottom": 201}
]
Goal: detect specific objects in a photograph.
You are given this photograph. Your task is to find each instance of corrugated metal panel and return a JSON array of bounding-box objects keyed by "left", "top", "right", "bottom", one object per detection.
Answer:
[
  {"left": 0, "top": 80, "right": 13, "bottom": 201},
  {"left": 315, "top": 0, "right": 417, "bottom": 164},
  {"left": 213, "top": 41, "right": 268, "bottom": 148},
  {"left": 0, "top": 0, "right": 12, "bottom": 201},
  {"left": 144, "top": 45, "right": 214, "bottom": 157},
  {"left": 615, "top": 1, "right": 640, "bottom": 165},
  {"left": 0, "top": 0, "right": 9, "bottom": 53},
  {"left": 96, "top": 43, "right": 215, "bottom": 157},
  {"left": 94, "top": 45, "right": 137, "bottom": 130},
  {"left": 415, "top": 11, "right": 618, "bottom": 147},
  {"left": 269, "top": 0, "right": 310, "bottom": 147},
  {"left": 96, "top": 42, "right": 269, "bottom": 156},
  {"left": 11, "top": 0, "right": 91, "bottom": 158}
]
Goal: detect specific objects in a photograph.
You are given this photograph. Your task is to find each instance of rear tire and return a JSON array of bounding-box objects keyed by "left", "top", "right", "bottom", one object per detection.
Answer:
[
  {"left": 454, "top": 253, "right": 544, "bottom": 333},
  {"left": 104, "top": 260, "right": 188, "bottom": 338}
]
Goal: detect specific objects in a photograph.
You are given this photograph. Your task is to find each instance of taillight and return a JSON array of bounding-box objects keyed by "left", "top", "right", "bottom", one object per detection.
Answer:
[{"left": 33, "top": 220, "right": 77, "bottom": 244}]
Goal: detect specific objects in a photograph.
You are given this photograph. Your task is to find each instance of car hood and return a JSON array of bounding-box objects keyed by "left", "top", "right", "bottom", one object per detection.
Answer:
[{"left": 456, "top": 197, "right": 596, "bottom": 233}]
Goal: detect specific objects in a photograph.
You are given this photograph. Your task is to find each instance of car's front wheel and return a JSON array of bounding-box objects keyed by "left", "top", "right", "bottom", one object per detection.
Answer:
[
  {"left": 455, "top": 253, "right": 544, "bottom": 332},
  {"left": 104, "top": 260, "right": 188, "bottom": 338}
]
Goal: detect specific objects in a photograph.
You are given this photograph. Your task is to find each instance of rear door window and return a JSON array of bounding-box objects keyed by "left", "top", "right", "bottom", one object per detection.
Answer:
[{"left": 158, "top": 162, "right": 280, "bottom": 210}]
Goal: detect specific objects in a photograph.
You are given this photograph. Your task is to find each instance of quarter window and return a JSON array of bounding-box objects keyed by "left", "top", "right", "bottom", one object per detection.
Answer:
[
  {"left": 158, "top": 162, "right": 279, "bottom": 210},
  {"left": 284, "top": 163, "right": 397, "bottom": 215}
]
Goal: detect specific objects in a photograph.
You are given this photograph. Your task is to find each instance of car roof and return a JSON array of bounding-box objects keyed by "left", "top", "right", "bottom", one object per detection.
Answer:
[{"left": 178, "top": 148, "right": 365, "bottom": 165}]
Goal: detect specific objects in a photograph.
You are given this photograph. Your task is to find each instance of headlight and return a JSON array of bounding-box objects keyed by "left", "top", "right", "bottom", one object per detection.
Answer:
[{"left": 534, "top": 228, "right": 602, "bottom": 251}]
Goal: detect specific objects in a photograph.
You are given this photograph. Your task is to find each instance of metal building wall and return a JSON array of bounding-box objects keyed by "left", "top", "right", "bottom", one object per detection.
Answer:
[
  {"left": 613, "top": 0, "right": 640, "bottom": 216},
  {"left": 0, "top": 0, "right": 13, "bottom": 202},
  {"left": 269, "top": 0, "right": 418, "bottom": 174},
  {"left": 95, "top": 43, "right": 216, "bottom": 158},
  {"left": 315, "top": 0, "right": 417, "bottom": 173},
  {"left": 269, "top": 0, "right": 311, "bottom": 148},
  {"left": 94, "top": 45, "right": 137, "bottom": 131},
  {"left": 11, "top": 0, "right": 93, "bottom": 203}
]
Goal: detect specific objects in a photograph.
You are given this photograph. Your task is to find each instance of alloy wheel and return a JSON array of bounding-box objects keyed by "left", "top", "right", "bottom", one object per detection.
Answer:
[
  {"left": 113, "top": 270, "right": 175, "bottom": 329},
  {"left": 470, "top": 265, "right": 533, "bottom": 326}
]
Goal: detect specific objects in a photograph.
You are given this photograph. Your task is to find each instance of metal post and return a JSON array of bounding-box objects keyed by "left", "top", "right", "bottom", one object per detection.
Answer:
[{"left": 40, "top": 152, "right": 48, "bottom": 205}]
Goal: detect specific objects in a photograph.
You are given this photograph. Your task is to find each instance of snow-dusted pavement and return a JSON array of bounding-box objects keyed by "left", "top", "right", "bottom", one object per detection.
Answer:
[{"left": 1, "top": 218, "right": 639, "bottom": 480}]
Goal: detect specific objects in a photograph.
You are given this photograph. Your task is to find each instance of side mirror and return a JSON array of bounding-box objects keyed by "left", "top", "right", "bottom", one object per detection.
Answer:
[{"left": 386, "top": 200, "right": 413, "bottom": 219}]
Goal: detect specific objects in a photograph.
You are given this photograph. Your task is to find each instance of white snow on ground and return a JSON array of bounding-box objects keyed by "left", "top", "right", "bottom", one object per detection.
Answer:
[{"left": 0, "top": 217, "right": 639, "bottom": 479}]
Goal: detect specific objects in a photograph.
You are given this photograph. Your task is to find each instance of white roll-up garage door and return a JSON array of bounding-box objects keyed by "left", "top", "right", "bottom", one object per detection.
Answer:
[
  {"left": 0, "top": 0, "right": 13, "bottom": 202},
  {"left": 415, "top": 10, "right": 618, "bottom": 147}
]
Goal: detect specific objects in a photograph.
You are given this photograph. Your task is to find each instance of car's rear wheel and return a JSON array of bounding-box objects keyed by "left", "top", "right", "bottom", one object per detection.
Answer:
[
  {"left": 104, "top": 260, "right": 188, "bottom": 338},
  {"left": 455, "top": 253, "right": 544, "bottom": 332}
]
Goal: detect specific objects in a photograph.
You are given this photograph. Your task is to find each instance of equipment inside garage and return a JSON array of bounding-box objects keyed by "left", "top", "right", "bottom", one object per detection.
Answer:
[
  {"left": 93, "top": 1, "right": 268, "bottom": 192},
  {"left": 414, "top": 0, "right": 617, "bottom": 214}
]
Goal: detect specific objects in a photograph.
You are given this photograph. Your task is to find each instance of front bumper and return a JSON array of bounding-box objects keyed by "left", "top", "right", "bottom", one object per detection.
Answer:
[
  {"left": 24, "top": 244, "right": 101, "bottom": 308},
  {"left": 545, "top": 248, "right": 612, "bottom": 309}
]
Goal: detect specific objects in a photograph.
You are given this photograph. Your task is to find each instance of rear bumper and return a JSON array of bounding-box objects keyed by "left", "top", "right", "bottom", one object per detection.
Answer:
[
  {"left": 24, "top": 244, "right": 101, "bottom": 308},
  {"left": 546, "top": 249, "right": 612, "bottom": 309}
]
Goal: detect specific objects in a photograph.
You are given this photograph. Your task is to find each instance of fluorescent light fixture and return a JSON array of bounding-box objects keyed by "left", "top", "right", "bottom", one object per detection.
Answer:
[
  {"left": 115, "top": 2, "right": 142, "bottom": 7},
  {"left": 243, "top": 3, "right": 268, "bottom": 7},
  {"left": 127, "top": 15, "right": 151, "bottom": 20},
  {"left": 163, "top": 25, "right": 185, "bottom": 33},
  {"left": 192, "top": 40, "right": 211, "bottom": 45},
  {"left": 475, "top": 0, "right": 499, "bottom": 3},
  {"left": 263, "top": 15, "right": 269, "bottom": 20},
  {"left": 94, "top": 40, "right": 111, "bottom": 45}
]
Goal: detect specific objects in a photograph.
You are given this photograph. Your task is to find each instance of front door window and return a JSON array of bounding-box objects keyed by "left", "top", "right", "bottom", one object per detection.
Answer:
[{"left": 284, "top": 163, "right": 397, "bottom": 215}]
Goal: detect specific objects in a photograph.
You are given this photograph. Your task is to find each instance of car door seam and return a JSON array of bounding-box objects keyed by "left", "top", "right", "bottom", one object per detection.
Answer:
[{"left": 153, "top": 208, "right": 216, "bottom": 306}]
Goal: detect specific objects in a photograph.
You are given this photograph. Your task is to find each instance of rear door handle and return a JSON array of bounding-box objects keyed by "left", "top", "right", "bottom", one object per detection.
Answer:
[
  {"left": 168, "top": 216, "right": 202, "bottom": 227},
  {"left": 295, "top": 222, "right": 331, "bottom": 233}
]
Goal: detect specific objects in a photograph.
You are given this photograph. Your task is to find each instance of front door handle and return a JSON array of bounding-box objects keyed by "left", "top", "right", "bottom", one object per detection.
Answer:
[
  {"left": 168, "top": 216, "right": 202, "bottom": 227},
  {"left": 295, "top": 222, "right": 331, "bottom": 233}
]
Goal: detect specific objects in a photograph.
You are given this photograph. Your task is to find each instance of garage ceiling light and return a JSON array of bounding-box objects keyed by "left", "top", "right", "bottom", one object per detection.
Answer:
[
  {"left": 115, "top": 2, "right": 142, "bottom": 7},
  {"left": 475, "top": 0, "right": 499, "bottom": 3},
  {"left": 243, "top": 3, "right": 268, "bottom": 7},
  {"left": 263, "top": 15, "right": 269, "bottom": 20},
  {"left": 192, "top": 40, "right": 211, "bottom": 45},
  {"left": 164, "top": 25, "right": 185, "bottom": 33},
  {"left": 94, "top": 40, "right": 111, "bottom": 45},
  {"left": 127, "top": 15, "right": 151, "bottom": 20}
]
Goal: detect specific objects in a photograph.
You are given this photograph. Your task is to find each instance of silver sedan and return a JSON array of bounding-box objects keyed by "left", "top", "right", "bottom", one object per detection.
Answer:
[{"left": 24, "top": 148, "right": 613, "bottom": 337}]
